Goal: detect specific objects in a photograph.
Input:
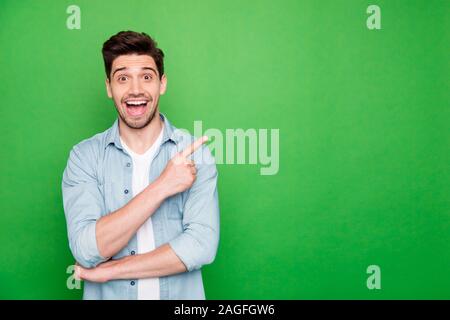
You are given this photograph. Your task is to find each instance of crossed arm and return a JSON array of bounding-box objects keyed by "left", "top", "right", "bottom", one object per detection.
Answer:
[
  {"left": 65, "top": 136, "right": 213, "bottom": 283},
  {"left": 74, "top": 181, "right": 186, "bottom": 283},
  {"left": 75, "top": 243, "right": 186, "bottom": 283}
]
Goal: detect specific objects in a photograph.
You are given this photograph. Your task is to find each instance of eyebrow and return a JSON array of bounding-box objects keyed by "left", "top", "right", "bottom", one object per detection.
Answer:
[{"left": 112, "top": 66, "right": 158, "bottom": 77}]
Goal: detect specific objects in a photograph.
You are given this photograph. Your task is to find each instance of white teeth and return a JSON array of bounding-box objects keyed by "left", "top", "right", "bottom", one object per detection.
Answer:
[{"left": 126, "top": 100, "right": 147, "bottom": 105}]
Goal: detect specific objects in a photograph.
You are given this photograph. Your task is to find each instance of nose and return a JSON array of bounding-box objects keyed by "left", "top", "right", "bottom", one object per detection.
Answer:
[{"left": 129, "top": 77, "right": 143, "bottom": 95}]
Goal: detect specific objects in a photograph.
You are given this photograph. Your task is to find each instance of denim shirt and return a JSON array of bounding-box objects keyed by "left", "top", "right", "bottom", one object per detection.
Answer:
[{"left": 61, "top": 113, "right": 220, "bottom": 300}]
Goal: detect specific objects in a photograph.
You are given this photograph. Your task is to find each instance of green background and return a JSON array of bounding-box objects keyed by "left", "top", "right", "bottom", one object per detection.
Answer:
[{"left": 0, "top": 0, "right": 449, "bottom": 299}]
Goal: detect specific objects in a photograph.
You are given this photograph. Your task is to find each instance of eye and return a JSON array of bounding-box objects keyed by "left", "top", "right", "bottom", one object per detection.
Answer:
[
  {"left": 118, "top": 76, "right": 128, "bottom": 82},
  {"left": 144, "top": 74, "right": 152, "bottom": 80}
]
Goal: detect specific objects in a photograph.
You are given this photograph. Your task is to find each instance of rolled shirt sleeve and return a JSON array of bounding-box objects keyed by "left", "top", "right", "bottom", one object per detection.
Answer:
[
  {"left": 169, "top": 143, "right": 220, "bottom": 272},
  {"left": 62, "top": 144, "right": 107, "bottom": 268}
]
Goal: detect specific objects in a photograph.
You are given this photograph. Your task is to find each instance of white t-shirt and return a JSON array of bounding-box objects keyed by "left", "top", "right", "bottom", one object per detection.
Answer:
[{"left": 120, "top": 126, "right": 164, "bottom": 300}]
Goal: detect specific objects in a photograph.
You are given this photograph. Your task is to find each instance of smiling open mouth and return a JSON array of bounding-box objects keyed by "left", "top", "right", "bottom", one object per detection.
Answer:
[{"left": 124, "top": 100, "right": 148, "bottom": 117}]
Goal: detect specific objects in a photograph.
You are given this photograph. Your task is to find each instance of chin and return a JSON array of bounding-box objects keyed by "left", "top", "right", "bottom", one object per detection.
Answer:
[{"left": 123, "top": 112, "right": 155, "bottom": 129}]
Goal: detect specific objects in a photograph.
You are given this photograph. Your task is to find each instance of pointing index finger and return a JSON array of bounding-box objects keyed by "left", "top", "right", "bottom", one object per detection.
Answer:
[{"left": 180, "top": 136, "right": 208, "bottom": 158}]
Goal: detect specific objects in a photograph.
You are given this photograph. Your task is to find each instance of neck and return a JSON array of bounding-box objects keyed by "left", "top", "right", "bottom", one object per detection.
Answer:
[{"left": 118, "top": 110, "right": 163, "bottom": 155}]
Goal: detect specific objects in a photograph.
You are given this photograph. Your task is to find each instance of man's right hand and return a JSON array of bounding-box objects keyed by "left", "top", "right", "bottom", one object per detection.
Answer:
[{"left": 156, "top": 136, "right": 208, "bottom": 198}]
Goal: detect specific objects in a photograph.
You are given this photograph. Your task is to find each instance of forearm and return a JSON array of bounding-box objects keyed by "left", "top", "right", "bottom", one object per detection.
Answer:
[
  {"left": 77, "top": 243, "right": 187, "bottom": 282},
  {"left": 96, "top": 178, "right": 168, "bottom": 259}
]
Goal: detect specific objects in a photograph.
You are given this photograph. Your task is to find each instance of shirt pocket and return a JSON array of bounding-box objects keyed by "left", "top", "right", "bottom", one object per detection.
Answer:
[{"left": 103, "top": 181, "right": 122, "bottom": 214}]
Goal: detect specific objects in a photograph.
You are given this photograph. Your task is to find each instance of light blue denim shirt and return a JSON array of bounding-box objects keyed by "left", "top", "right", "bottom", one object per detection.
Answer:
[{"left": 62, "top": 113, "right": 220, "bottom": 300}]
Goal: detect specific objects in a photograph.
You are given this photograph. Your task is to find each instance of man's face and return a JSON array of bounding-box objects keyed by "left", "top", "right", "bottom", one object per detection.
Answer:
[{"left": 106, "top": 54, "right": 167, "bottom": 129}]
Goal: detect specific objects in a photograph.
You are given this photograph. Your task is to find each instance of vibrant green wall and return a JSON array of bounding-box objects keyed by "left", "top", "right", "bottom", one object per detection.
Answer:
[{"left": 0, "top": 0, "right": 448, "bottom": 299}]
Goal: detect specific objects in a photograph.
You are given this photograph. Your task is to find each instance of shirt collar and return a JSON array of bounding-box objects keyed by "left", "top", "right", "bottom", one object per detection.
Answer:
[{"left": 105, "top": 112, "right": 178, "bottom": 150}]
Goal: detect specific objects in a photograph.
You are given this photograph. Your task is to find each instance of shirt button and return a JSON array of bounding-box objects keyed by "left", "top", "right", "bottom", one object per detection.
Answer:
[
  {"left": 130, "top": 281, "right": 135, "bottom": 286},
  {"left": 124, "top": 189, "right": 129, "bottom": 194},
  {"left": 131, "top": 250, "right": 135, "bottom": 255},
  {"left": 126, "top": 162, "right": 131, "bottom": 167}
]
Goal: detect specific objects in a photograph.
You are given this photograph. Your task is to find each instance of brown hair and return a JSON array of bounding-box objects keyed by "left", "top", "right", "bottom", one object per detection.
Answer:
[{"left": 102, "top": 31, "right": 165, "bottom": 80}]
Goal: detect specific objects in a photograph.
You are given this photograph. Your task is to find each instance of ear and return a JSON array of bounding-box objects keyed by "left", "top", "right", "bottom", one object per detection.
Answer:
[
  {"left": 105, "top": 78, "right": 112, "bottom": 98},
  {"left": 159, "top": 74, "right": 167, "bottom": 95}
]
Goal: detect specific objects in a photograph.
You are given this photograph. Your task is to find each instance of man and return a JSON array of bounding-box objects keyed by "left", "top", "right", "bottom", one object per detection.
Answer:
[{"left": 61, "top": 31, "right": 220, "bottom": 300}]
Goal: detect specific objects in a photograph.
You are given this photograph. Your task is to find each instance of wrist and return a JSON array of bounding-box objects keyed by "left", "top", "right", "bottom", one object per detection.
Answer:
[
  {"left": 148, "top": 177, "right": 171, "bottom": 201},
  {"left": 107, "top": 255, "right": 133, "bottom": 280},
  {"left": 106, "top": 262, "right": 121, "bottom": 281},
  {"left": 103, "top": 265, "right": 114, "bottom": 282}
]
